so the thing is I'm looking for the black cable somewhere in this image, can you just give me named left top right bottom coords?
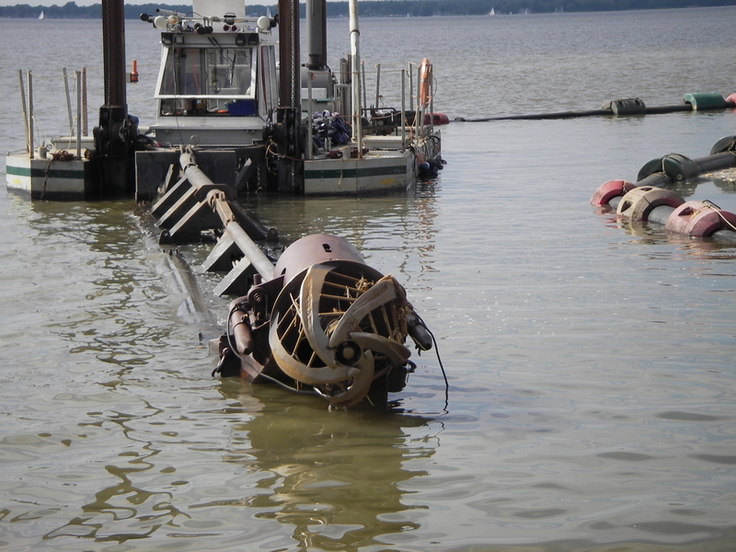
left=414, top=313, right=449, bottom=410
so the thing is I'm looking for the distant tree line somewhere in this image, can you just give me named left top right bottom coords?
left=1, top=0, right=734, bottom=19
left=0, top=2, right=241, bottom=19
left=354, top=0, right=735, bottom=17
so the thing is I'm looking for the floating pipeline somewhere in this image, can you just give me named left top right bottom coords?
left=593, top=183, right=736, bottom=241
left=455, top=92, right=736, bottom=122
left=591, top=136, right=736, bottom=243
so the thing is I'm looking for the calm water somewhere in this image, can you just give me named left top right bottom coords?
left=2, top=7, right=736, bottom=552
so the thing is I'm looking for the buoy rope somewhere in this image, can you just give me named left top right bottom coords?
left=40, top=157, right=54, bottom=200
left=702, top=199, right=736, bottom=233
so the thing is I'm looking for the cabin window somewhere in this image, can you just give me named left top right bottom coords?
left=157, top=45, right=258, bottom=115
left=207, top=48, right=254, bottom=96
left=160, top=48, right=207, bottom=96
left=259, top=45, right=277, bottom=114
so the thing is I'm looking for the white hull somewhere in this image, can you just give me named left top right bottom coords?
left=5, top=151, right=88, bottom=200
left=304, top=149, right=414, bottom=194
left=303, top=131, right=440, bottom=194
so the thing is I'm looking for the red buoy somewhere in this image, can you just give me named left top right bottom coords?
left=590, top=179, right=635, bottom=206
left=665, top=200, right=736, bottom=237
left=421, top=113, right=449, bottom=125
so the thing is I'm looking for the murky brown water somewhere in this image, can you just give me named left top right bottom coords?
left=2, top=8, right=736, bottom=551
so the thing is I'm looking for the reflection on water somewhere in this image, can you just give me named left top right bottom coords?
left=13, top=201, right=185, bottom=373
left=242, top=182, right=440, bottom=276
left=0, top=179, right=445, bottom=551
left=5, top=380, right=439, bottom=550
left=210, top=382, right=436, bottom=551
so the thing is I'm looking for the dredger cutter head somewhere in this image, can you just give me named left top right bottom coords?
left=217, top=234, right=431, bottom=406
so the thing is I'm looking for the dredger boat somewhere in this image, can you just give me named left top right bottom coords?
left=5, top=0, right=444, bottom=406
left=6, top=0, right=444, bottom=200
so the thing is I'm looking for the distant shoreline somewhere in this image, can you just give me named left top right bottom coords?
left=1, top=1, right=735, bottom=20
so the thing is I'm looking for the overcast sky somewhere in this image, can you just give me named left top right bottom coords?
left=0, top=1, right=153, bottom=6
left=0, top=0, right=329, bottom=6
left=0, top=0, right=132, bottom=6
left=0, top=1, right=288, bottom=7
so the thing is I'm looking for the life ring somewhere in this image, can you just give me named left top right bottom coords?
left=418, top=58, right=432, bottom=108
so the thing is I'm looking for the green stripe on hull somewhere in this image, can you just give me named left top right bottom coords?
left=6, top=165, right=85, bottom=180
left=304, top=164, right=408, bottom=179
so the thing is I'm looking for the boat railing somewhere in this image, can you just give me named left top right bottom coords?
left=359, top=61, right=435, bottom=140
left=303, top=58, right=437, bottom=160
left=16, top=68, right=88, bottom=159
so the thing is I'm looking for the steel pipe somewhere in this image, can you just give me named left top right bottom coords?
left=180, top=151, right=275, bottom=281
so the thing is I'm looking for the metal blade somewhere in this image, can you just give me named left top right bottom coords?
left=269, top=312, right=358, bottom=385
left=299, top=264, right=337, bottom=366
left=327, top=275, right=398, bottom=348
left=320, top=351, right=375, bottom=406
left=348, top=332, right=410, bottom=367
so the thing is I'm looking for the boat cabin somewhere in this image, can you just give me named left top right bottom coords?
left=145, top=0, right=278, bottom=147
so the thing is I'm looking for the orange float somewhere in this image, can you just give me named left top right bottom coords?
left=418, top=58, right=432, bottom=108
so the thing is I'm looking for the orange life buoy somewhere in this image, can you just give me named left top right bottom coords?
left=418, top=58, right=432, bottom=108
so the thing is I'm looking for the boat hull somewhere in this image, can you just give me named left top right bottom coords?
left=5, top=152, right=89, bottom=200
left=304, top=149, right=415, bottom=194
left=303, top=129, right=442, bottom=194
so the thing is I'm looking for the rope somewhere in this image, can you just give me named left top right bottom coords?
left=702, top=199, right=736, bottom=233
left=40, top=157, right=54, bottom=200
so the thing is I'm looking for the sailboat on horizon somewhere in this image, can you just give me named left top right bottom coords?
left=38, top=10, right=45, bottom=19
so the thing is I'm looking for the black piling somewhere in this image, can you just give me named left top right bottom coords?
left=92, top=0, right=136, bottom=198
left=275, top=0, right=304, bottom=194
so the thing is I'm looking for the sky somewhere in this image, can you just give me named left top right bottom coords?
left=0, top=0, right=311, bottom=6
left=0, top=1, right=157, bottom=6
left=1, top=1, right=120, bottom=5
